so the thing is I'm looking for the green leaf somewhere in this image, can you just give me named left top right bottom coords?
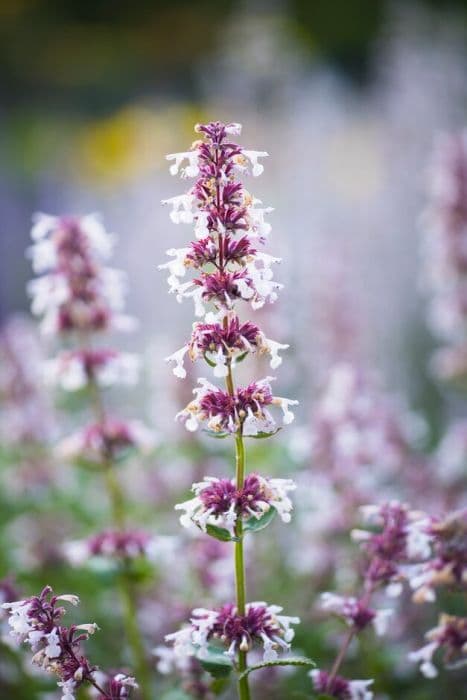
left=202, top=430, right=230, bottom=439
left=239, top=657, right=315, bottom=680
left=206, top=524, right=236, bottom=542
left=198, top=646, right=234, bottom=678
left=246, top=428, right=281, bottom=439
left=203, top=353, right=217, bottom=368
left=244, top=507, right=277, bottom=533
left=234, top=351, right=249, bottom=364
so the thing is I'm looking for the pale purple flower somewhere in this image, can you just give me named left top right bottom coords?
left=175, top=473, right=296, bottom=535
left=27, top=214, right=135, bottom=336
left=45, top=349, right=140, bottom=391
left=320, top=592, right=392, bottom=636
left=310, top=669, right=374, bottom=700
left=409, top=613, right=467, bottom=678
left=166, top=601, right=299, bottom=662
left=176, top=376, right=297, bottom=434
left=56, top=418, right=156, bottom=465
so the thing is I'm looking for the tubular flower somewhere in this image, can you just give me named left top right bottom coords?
left=166, top=317, right=288, bottom=379
left=160, top=119, right=293, bottom=406
left=409, top=508, right=467, bottom=603
left=27, top=213, right=134, bottom=335
left=409, top=614, right=467, bottom=678
left=56, top=418, right=156, bottom=466
left=1, top=587, right=97, bottom=699
left=319, top=593, right=392, bottom=637
left=310, top=669, right=374, bottom=700
left=176, top=377, right=297, bottom=435
left=166, top=602, right=299, bottom=663
left=63, top=530, right=174, bottom=566
left=45, top=349, right=140, bottom=391
left=351, top=502, right=432, bottom=594
left=175, top=474, right=296, bottom=535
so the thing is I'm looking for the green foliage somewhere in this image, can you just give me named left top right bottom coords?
left=239, top=657, right=316, bottom=679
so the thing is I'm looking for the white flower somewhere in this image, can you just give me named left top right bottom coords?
left=162, top=194, right=195, bottom=224
left=263, top=337, right=289, bottom=369
left=372, top=609, right=393, bottom=636
left=58, top=678, right=76, bottom=700
left=80, top=214, right=114, bottom=259
left=273, top=397, right=298, bottom=424
left=348, top=679, right=374, bottom=699
left=166, top=345, right=189, bottom=379
left=44, top=628, right=61, bottom=658
left=2, top=599, right=34, bottom=638
left=241, top=150, right=269, bottom=176
left=166, top=151, right=199, bottom=177
left=409, top=641, right=439, bottom=678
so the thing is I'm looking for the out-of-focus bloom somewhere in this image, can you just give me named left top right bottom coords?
left=176, top=377, right=297, bottom=434
left=63, top=530, right=175, bottom=566
left=2, top=586, right=97, bottom=699
left=409, top=613, right=467, bottom=678
left=175, top=474, right=296, bottom=535
left=166, top=317, right=288, bottom=379
left=351, top=502, right=432, bottom=593
left=166, top=602, right=299, bottom=662
left=27, top=213, right=135, bottom=335
left=0, top=316, right=54, bottom=443
left=422, top=131, right=467, bottom=382
left=410, top=509, right=467, bottom=603
left=45, top=349, right=140, bottom=391
left=56, top=418, right=156, bottom=465
left=311, top=363, right=423, bottom=484
left=320, top=592, right=392, bottom=636
left=154, top=647, right=213, bottom=699
left=92, top=673, right=138, bottom=699
left=310, top=669, right=374, bottom=699
left=436, top=420, right=467, bottom=487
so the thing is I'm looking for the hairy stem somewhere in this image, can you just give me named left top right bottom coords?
left=225, top=362, right=251, bottom=700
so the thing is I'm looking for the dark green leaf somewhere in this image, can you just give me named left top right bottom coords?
left=235, top=351, right=249, bottom=364
left=239, top=657, right=315, bottom=680
left=203, top=353, right=217, bottom=368
left=198, top=646, right=234, bottom=678
left=206, top=524, right=236, bottom=542
left=244, top=507, right=277, bottom=533
left=246, top=428, right=282, bottom=439
left=202, top=430, right=230, bottom=439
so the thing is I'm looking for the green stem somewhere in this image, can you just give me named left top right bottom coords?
left=89, top=379, right=152, bottom=700
left=225, top=353, right=252, bottom=700
left=234, top=432, right=251, bottom=700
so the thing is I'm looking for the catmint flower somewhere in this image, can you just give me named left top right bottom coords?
left=351, top=502, right=432, bottom=593
left=45, top=349, right=140, bottom=391
left=56, top=418, right=156, bottom=465
left=92, top=673, right=139, bottom=699
left=320, top=592, right=392, bottom=636
left=310, top=669, right=374, bottom=700
left=27, top=213, right=135, bottom=335
left=410, top=509, right=467, bottom=603
left=166, top=317, right=288, bottom=379
left=0, top=315, right=54, bottom=444
left=63, top=530, right=174, bottom=566
left=2, top=586, right=97, bottom=698
left=175, top=473, right=296, bottom=535
left=166, top=602, right=299, bottom=662
left=176, top=377, right=297, bottom=434
left=409, top=614, right=467, bottom=678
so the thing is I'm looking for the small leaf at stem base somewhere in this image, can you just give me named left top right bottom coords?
left=243, top=507, right=277, bottom=533
left=205, top=523, right=237, bottom=542
left=198, top=646, right=234, bottom=678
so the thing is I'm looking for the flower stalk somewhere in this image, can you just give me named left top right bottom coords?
left=160, top=121, right=300, bottom=698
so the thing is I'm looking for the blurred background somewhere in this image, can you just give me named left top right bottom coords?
left=2, top=0, right=467, bottom=411
left=1, top=1, right=467, bottom=699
